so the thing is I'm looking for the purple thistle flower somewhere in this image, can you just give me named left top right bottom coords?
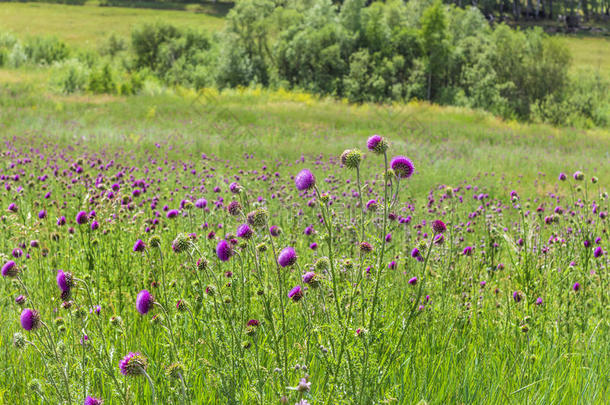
left=1, top=260, right=18, bottom=278
left=390, top=156, right=414, bottom=179
left=558, top=172, right=567, bottom=181
left=573, top=282, right=580, bottom=292
left=513, top=291, right=523, bottom=303
left=7, top=203, right=17, bottom=212
left=56, top=270, right=73, bottom=292
left=195, top=198, right=207, bottom=209
left=57, top=216, right=66, bottom=226
left=166, top=209, right=179, bottom=219
left=408, top=277, right=417, bottom=285
left=367, top=134, right=387, bottom=154
left=38, top=210, right=46, bottom=219
left=119, top=352, right=148, bottom=376
left=136, top=290, right=154, bottom=315
left=288, top=285, right=303, bottom=302
left=535, top=297, right=543, bottom=306
left=84, top=396, right=104, bottom=405
left=216, top=240, right=232, bottom=262
left=593, top=246, right=603, bottom=258
left=269, top=225, right=281, bottom=236
left=278, top=247, right=297, bottom=267
left=431, top=220, right=446, bottom=234
left=133, top=239, right=146, bottom=252
left=20, top=308, right=40, bottom=331
left=91, top=220, right=99, bottom=231
left=15, top=294, right=26, bottom=306
left=236, top=224, right=253, bottom=239
left=295, top=169, right=315, bottom=191
left=302, top=271, right=316, bottom=284
left=462, top=246, right=473, bottom=256
left=76, top=211, right=88, bottom=225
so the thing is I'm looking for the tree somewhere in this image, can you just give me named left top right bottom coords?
left=420, top=1, right=450, bottom=100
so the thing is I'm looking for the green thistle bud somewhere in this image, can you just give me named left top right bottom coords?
left=256, top=243, right=268, bottom=253
left=166, top=362, right=185, bottom=379
left=148, top=235, right=161, bottom=248
left=172, top=233, right=191, bottom=253
left=13, top=332, right=26, bottom=349
left=315, top=257, right=330, bottom=271
left=340, top=149, right=363, bottom=169
left=247, top=209, right=268, bottom=228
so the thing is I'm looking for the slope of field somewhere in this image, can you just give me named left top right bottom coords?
left=0, top=2, right=226, bottom=45
left=1, top=82, right=608, bottom=196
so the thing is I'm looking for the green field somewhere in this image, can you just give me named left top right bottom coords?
left=0, top=3, right=609, bottom=404
left=0, top=2, right=226, bottom=45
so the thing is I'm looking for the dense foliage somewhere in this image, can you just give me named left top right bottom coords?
left=0, top=0, right=608, bottom=127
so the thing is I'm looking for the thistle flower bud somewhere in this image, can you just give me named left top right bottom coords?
left=340, top=149, right=363, bottom=169
left=247, top=209, right=268, bottom=228
left=166, top=362, right=185, bottom=379
left=119, top=352, right=148, bottom=376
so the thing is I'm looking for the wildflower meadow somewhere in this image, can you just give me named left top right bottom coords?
left=0, top=129, right=608, bottom=404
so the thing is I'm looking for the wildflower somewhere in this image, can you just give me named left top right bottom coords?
left=278, top=247, right=297, bottom=267
left=216, top=240, right=233, bottom=262
left=269, top=225, right=281, bottom=236
left=340, top=149, right=363, bottom=169
left=236, top=224, right=253, bottom=239
left=367, top=134, right=388, bottom=154
left=408, top=277, right=417, bottom=285
left=20, top=308, right=41, bottom=331
left=359, top=241, right=373, bottom=254
left=136, top=290, right=154, bottom=315
left=294, top=169, right=315, bottom=191
left=76, top=211, right=88, bottom=225
left=288, top=286, right=303, bottom=302
left=302, top=271, right=319, bottom=287
left=119, top=352, right=148, bottom=376
left=172, top=233, right=191, bottom=253
left=84, top=396, right=104, bottom=405
left=390, top=156, right=415, bottom=179
left=593, top=246, right=604, bottom=258
left=431, top=220, right=446, bottom=234
left=513, top=291, right=523, bottom=303
left=247, top=208, right=268, bottom=228
left=2, top=260, right=18, bottom=278
left=573, top=282, right=580, bottom=292
left=133, top=239, right=146, bottom=252
left=56, top=270, right=73, bottom=292
left=227, top=201, right=242, bottom=216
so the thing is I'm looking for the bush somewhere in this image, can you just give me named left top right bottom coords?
left=52, top=59, right=90, bottom=94
left=88, top=64, right=116, bottom=94
left=24, top=36, right=71, bottom=65
left=131, top=22, right=212, bottom=87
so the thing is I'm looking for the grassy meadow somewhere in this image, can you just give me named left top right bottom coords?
left=0, top=2, right=609, bottom=405
left=0, top=2, right=227, bottom=45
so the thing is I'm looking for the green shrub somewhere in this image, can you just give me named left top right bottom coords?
left=88, top=64, right=116, bottom=94
left=52, top=59, right=90, bottom=94
left=24, top=36, right=70, bottom=65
